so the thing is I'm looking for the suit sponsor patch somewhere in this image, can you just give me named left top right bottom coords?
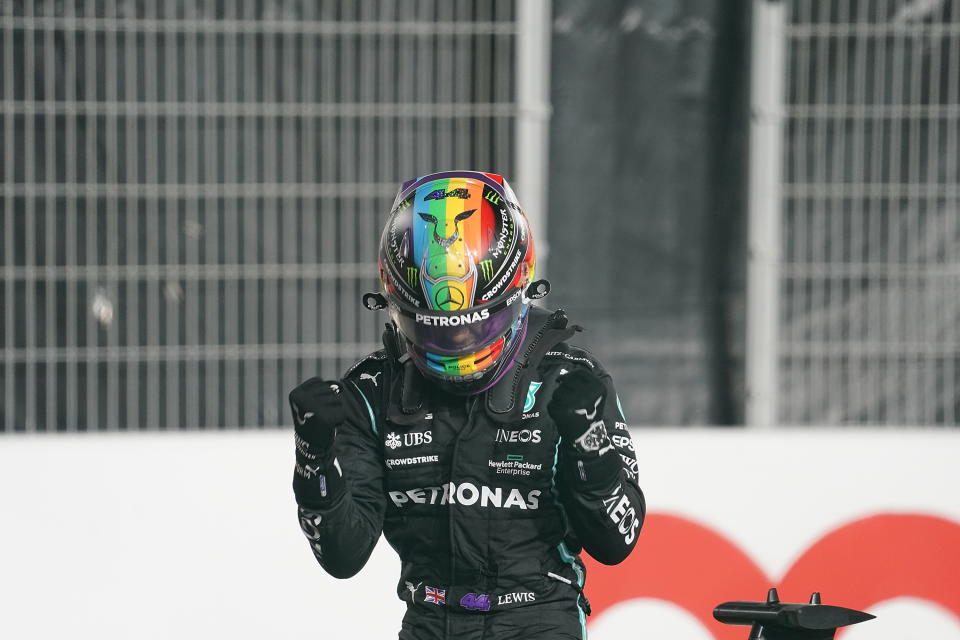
left=386, top=454, right=439, bottom=469
left=389, top=481, right=541, bottom=510
left=494, top=428, right=541, bottom=443
left=602, top=483, right=641, bottom=545
left=488, top=457, right=543, bottom=477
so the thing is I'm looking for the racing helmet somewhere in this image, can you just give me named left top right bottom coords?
left=377, top=171, right=538, bottom=393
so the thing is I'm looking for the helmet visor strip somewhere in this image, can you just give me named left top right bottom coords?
left=419, top=334, right=508, bottom=378
left=388, top=288, right=526, bottom=358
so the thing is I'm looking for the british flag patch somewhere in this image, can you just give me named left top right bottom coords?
left=424, top=586, right=446, bottom=605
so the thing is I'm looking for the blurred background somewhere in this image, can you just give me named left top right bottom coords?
left=1, top=1, right=958, bottom=639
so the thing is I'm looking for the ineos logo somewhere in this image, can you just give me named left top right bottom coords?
left=434, top=285, right=465, bottom=310
left=495, top=428, right=541, bottom=444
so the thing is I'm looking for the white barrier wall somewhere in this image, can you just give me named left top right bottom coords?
left=2, top=430, right=958, bottom=639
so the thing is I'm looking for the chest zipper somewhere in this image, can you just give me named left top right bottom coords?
left=446, top=394, right=479, bottom=630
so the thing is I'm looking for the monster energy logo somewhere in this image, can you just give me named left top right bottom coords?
left=406, top=266, right=419, bottom=287
left=484, top=190, right=501, bottom=205
left=479, top=259, right=494, bottom=282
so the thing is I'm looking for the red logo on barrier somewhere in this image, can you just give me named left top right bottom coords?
left=585, top=513, right=960, bottom=639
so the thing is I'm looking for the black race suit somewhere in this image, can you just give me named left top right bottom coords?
left=293, top=306, right=645, bottom=640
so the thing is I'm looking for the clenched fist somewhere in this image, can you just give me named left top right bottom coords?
left=547, top=369, right=613, bottom=456
left=289, top=377, right=345, bottom=453
left=290, top=378, right=346, bottom=505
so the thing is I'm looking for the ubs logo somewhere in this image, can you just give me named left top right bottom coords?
left=386, top=431, right=433, bottom=450
left=495, top=428, right=541, bottom=444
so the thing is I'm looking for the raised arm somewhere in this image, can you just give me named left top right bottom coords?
left=548, top=367, right=646, bottom=565
left=290, top=376, right=385, bottom=579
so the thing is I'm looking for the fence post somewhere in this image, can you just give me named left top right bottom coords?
left=746, top=0, right=786, bottom=428
left=516, top=0, right=552, bottom=269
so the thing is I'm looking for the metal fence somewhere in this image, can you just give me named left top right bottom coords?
left=0, top=0, right=521, bottom=431
left=778, top=0, right=960, bottom=425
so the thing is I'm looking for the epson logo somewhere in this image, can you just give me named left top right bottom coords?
left=495, top=428, right=541, bottom=444
left=415, top=309, right=490, bottom=326
left=611, top=434, right=635, bottom=452
left=389, top=482, right=541, bottom=510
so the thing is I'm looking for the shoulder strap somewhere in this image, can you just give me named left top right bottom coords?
left=382, top=323, right=429, bottom=426
left=484, top=306, right=581, bottom=424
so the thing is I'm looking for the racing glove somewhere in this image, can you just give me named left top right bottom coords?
left=547, top=369, right=614, bottom=458
left=290, top=378, right=347, bottom=507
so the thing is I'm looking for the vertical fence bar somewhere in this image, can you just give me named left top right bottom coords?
left=222, top=1, right=240, bottom=428
left=23, top=1, right=36, bottom=432
left=436, top=1, right=453, bottom=170
left=184, top=1, right=201, bottom=430
left=318, top=0, right=336, bottom=383
left=945, top=9, right=960, bottom=425
left=791, top=0, right=813, bottom=425
left=281, top=1, right=296, bottom=423
left=809, top=1, right=828, bottom=423
left=848, top=0, right=868, bottom=422
left=300, top=1, right=318, bottom=389
left=826, top=0, right=849, bottom=425
left=63, top=3, right=82, bottom=431
left=515, top=0, right=551, bottom=269
left=415, top=1, right=431, bottom=176
left=124, top=1, right=140, bottom=430
left=241, top=0, right=259, bottom=426
left=493, top=0, right=509, bottom=173
left=905, top=18, right=922, bottom=424
left=886, top=10, right=905, bottom=424
left=359, top=0, right=378, bottom=351
left=2, top=0, right=14, bottom=431
left=42, top=1, right=57, bottom=432
left=164, top=3, right=180, bottom=430
left=867, top=0, right=886, bottom=426
left=203, top=1, right=221, bottom=429
left=340, top=1, right=357, bottom=378
left=477, top=0, right=491, bottom=171
left=83, top=0, right=99, bottom=431
left=926, top=18, right=943, bottom=426
left=144, top=3, right=161, bottom=431
left=261, top=6, right=278, bottom=427
left=746, top=0, right=786, bottom=428
left=104, top=0, right=120, bottom=431
left=454, top=0, right=469, bottom=170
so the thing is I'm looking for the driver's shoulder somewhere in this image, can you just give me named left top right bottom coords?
left=541, top=343, right=607, bottom=377
left=342, top=350, right=389, bottom=385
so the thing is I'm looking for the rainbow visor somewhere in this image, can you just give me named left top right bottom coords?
left=388, top=287, right=526, bottom=357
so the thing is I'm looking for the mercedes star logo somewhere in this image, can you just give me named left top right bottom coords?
left=434, top=285, right=465, bottom=310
